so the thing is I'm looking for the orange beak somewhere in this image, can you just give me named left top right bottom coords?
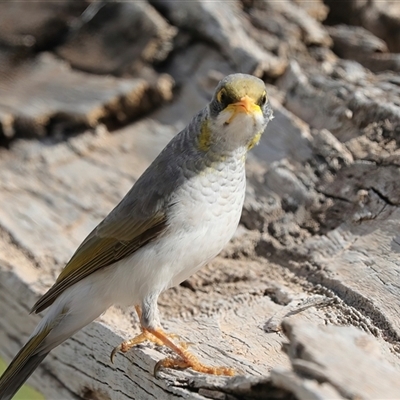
left=225, top=95, right=261, bottom=123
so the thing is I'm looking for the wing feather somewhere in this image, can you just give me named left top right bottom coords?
left=31, top=211, right=167, bottom=313
left=29, top=112, right=196, bottom=314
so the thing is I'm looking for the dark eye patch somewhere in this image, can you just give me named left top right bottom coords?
left=217, top=89, right=232, bottom=108
left=258, top=92, right=267, bottom=107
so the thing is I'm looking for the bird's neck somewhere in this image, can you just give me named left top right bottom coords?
left=193, top=115, right=250, bottom=161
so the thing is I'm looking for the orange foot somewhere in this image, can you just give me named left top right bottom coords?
left=110, top=307, right=234, bottom=376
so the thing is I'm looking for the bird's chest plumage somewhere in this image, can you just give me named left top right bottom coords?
left=176, top=157, right=245, bottom=225
left=164, top=160, right=246, bottom=286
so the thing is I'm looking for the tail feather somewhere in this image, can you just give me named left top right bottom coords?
left=0, top=276, right=111, bottom=399
left=0, top=330, right=50, bottom=400
left=0, top=351, right=48, bottom=400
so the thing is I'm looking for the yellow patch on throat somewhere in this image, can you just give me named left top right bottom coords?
left=198, top=120, right=211, bottom=151
left=247, top=131, right=262, bottom=150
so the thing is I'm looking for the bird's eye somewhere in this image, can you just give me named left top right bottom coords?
left=259, top=92, right=267, bottom=107
left=217, top=89, right=228, bottom=106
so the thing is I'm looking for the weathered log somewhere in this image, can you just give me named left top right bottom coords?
left=0, top=1, right=85, bottom=51
left=56, top=2, right=177, bottom=76
left=325, top=0, right=400, bottom=53
left=327, top=24, right=400, bottom=73
left=0, top=53, right=173, bottom=143
left=150, top=0, right=287, bottom=78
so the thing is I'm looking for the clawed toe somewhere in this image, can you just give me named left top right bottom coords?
left=154, top=356, right=190, bottom=375
left=110, top=332, right=150, bottom=363
left=110, top=344, right=122, bottom=364
left=111, top=327, right=234, bottom=377
left=154, top=353, right=235, bottom=376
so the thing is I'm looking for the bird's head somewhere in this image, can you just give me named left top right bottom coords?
left=199, top=74, right=273, bottom=154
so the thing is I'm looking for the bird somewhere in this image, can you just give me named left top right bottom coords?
left=0, top=73, right=273, bottom=400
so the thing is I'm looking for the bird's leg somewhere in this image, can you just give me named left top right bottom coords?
left=135, top=305, right=142, bottom=322
left=135, top=305, right=181, bottom=344
left=111, top=305, right=183, bottom=362
left=112, top=296, right=233, bottom=375
left=135, top=305, right=165, bottom=346
left=111, top=305, right=161, bottom=362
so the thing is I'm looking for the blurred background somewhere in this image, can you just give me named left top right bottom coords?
left=1, top=1, right=400, bottom=399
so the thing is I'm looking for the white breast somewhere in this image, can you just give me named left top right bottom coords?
left=166, top=164, right=246, bottom=286
left=108, top=159, right=247, bottom=305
